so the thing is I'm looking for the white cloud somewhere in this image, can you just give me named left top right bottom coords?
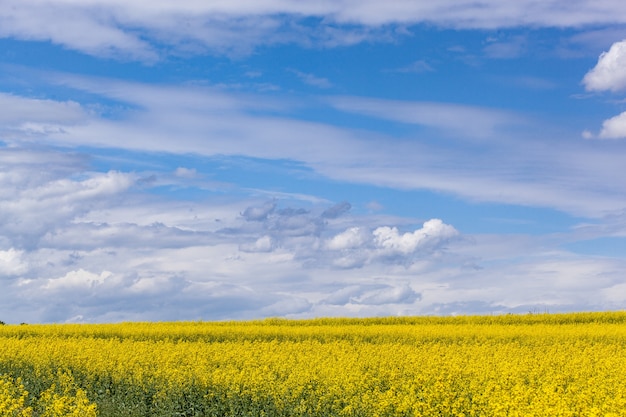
left=322, top=285, right=364, bottom=305
left=0, top=154, right=463, bottom=322
left=4, top=72, right=626, bottom=218
left=3, top=72, right=626, bottom=218
left=0, top=156, right=144, bottom=276
left=325, top=1, right=626, bottom=27
left=598, top=111, right=626, bottom=139
left=392, top=60, right=434, bottom=73
left=241, top=201, right=276, bottom=221
left=0, top=152, right=625, bottom=323
left=174, top=167, right=197, bottom=178
left=0, top=93, right=88, bottom=142
left=2, top=1, right=626, bottom=60
left=356, top=283, right=420, bottom=305
left=44, top=269, right=113, bottom=291
left=0, top=1, right=158, bottom=61
left=483, top=35, right=527, bottom=59
left=373, top=219, right=459, bottom=255
left=0, top=248, right=28, bottom=276
left=239, top=235, right=274, bottom=253
left=322, top=283, right=419, bottom=305
left=259, top=296, right=312, bottom=316
left=583, top=39, right=626, bottom=92
left=601, top=282, right=626, bottom=303
left=323, top=219, right=460, bottom=269
left=321, top=201, right=351, bottom=219
left=0, top=169, right=135, bottom=247
left=0, top=0, right=390, bottom=59
left=289, top=69, right=333, bottom=89
left=328, top=96, right=521, bottom=139
left=4, top=7, right=626, bottom=325
left=581, top=129, right=595, bottom=139
left=326, top=227, right=369, bottom=250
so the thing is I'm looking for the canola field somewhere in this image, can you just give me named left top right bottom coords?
left=1, top=312, right=626, bottom=417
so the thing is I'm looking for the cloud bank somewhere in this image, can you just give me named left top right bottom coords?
left=1, top=143, right=625, bottom=323
left=0, top=145, right=465, bottom=322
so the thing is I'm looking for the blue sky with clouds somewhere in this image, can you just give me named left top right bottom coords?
left=2, top=1, right=626, bottom=323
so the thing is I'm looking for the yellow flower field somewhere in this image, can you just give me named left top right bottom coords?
left=1, top=312, right=626, bottom=416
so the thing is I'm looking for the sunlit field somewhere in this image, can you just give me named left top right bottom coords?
left=1, top=312, right=626, bottom=416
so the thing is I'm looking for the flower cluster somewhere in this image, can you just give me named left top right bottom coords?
left=0, top=372, right=96, bottom=417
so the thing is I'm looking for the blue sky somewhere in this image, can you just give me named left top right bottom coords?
left=2, top=1, right=626, bottom=323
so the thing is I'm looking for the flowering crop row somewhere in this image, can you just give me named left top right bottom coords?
left=0, top=372, right=96, bottom=417
left=1, top=312, right=626, bottom=416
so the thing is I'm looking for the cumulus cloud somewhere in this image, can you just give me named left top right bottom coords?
left=583, top=41, right=626, bottom=140
left=326, top=227, right=369, bottom=250
left=322, top=219, right=460, bottom=269
left=373, top=219, right=459, bottom=255
left=598, top=111, right=626, bottom=139
left=583, top=39, right=626, bottom=92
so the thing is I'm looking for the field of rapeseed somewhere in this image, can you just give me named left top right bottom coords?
left=0, top=312, right=626, bottom=416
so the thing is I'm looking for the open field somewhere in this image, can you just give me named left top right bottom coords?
left=1, top=312, right=626, bottom=416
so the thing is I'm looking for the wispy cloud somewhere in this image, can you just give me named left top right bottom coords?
left=2, top=71, right=626, bottom=218
left=328, top=95, right=522, bottom=139
left=3, top=1, right=626, bottom=61
left=288, top=69, right=333, bottom=88
left=389, top=60, right=434, bottom=73
left=483, top=35, right=527, bottom=59
left=510, top=76, right=557, bottom=90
